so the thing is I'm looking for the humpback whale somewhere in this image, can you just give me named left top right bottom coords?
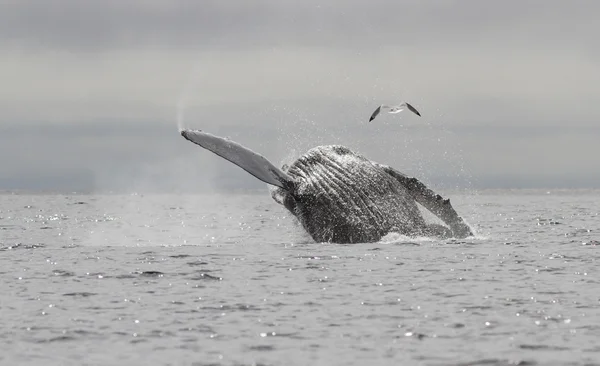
left=180, top=129, right=472, bottom=243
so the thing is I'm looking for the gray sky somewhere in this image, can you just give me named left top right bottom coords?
left=1, top=0, right=599, bottom=192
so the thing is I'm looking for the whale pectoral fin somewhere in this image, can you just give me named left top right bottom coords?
left=375, top=163, right=473, bottom=238
left=181, top=129, right=294, bottom=190
left=423, top=223, right=453, bottom=238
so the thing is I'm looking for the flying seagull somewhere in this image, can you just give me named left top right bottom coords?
left=369, top=102, right=421, bottom=122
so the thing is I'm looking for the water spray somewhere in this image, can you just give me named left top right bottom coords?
left=176, top=64, right=203, bottom=132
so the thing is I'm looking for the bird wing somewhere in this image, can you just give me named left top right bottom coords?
left=404, top=102, right=421, bottom=116
left=368, top=106, right=382, bottom=122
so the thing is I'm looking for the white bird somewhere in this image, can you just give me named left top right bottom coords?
left=368, top=102, right=421, bottom=122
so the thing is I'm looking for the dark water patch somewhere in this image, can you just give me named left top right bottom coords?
left=513, top=259, right=534, bottom=264
left=304, top=264, right=324, bottom=270
left=53, top=269, right=75, bottom=277
left=34, top=335, right=77, bottom=343
left=178, top=325, right=215, bottom=333
left=446, top=240, right=479, bottom=246
left=257, top=331, right=303, bottom=339
left=535, top=267, right=565, bottom=273
left=137, top=271, right=165, bottom=277
left=137, top=257, right=160, bottom=264
left=71, top=329, right=99, bottom=336
left=565, top=228, right=593, bottom=237
left=63, top=292, right=97, bottom=297
left=464, top=305, right=493, bottom=310
left=303, top=301, right=321, bottom=306
left=230, top=304, right=261, bottom=311
left=402, top=332, right=427, bottom=340
left=432, top=292, right=466, bottom=298
left=0, top=224, right=25, bottom=230
left=582, top=240, right=599, bottom=246
left=455, top=359, right=536, bottom=366
left=547, top=253, right=581, bottom=260
left=247, top=345, right=275, bottom=351
left=170, top=254, right=192, bottom=258
left=187, top=260, right=209, bottom=266
left=393, top=242, right=421, bottom=246
left=211, top=304, right=261, bottom=312
left=519, top=344, right=570, bottom=351
left=190, top=273, right=222, bottom=281
left=1, top=243, right=45, bottom=250
left=535, top=217, right=562, bottom=225
left=172, top=309, right=200, bottom=315
left=83, top=255, right=102, bottom=261
left=33, top=329, right=102, bottom=342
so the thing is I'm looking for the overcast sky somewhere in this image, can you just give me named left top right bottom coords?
left=1, top=0, right=599, bottom=192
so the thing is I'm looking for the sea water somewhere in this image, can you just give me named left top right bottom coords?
left=0, top=190, right=599, bottom=365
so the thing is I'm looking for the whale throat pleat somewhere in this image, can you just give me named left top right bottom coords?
left=288, top=147, right=386, bottom=237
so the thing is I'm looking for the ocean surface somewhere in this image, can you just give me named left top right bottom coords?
left=1, top=190, right=599, bottom=366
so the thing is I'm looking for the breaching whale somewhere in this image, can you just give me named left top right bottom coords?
left=180, top=129, right=473, bottom=243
